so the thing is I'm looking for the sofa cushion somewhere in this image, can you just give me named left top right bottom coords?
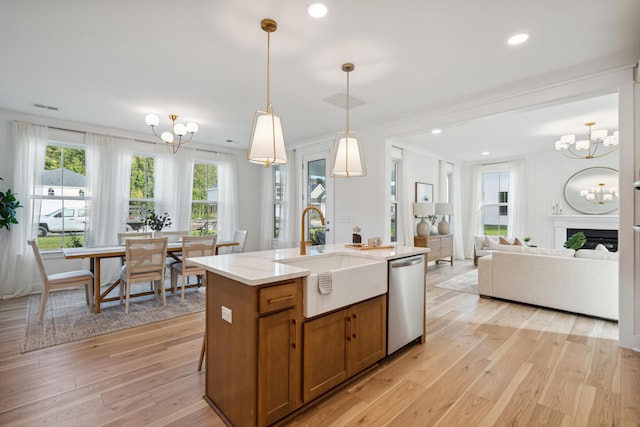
left=576, top=249, right=618, bottom=261
left=595, top=243, right=609, bottom=252
left=495, top=244, right=576, bottom=257
left=499, top=237, right=511, bottom=245
left=513, top=238, right=523, bottom=246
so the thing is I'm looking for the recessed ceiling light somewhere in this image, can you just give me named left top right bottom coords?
left=431, top=129, right=442, bottom=135
left=308, top=3, right=328, bottom=18
left=481, top=151, right=490, bottom=156
left=508, top=33, right=529, bottom=45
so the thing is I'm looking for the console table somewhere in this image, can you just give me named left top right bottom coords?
left=414, top=235, right=453, bottom=268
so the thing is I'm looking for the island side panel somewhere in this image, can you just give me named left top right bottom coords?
left=206, top=271, right=258, bottom=427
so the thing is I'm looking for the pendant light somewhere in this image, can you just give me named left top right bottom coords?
left=247, top=18, right=287, bottom=167
left=331, top=63, right=366, bottom=177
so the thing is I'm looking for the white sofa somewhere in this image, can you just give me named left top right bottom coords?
left=478, top=245, right=618, bottom=320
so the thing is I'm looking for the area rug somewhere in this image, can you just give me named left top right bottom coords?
left=22, top=282, right=204, bottom=353
left=435, top=270, right=479, bottom=295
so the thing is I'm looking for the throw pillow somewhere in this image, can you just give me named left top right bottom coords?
left=595, top=243, right=609, bottom=252
left=576, top=249, right=618, bottom=261
left=513, top=238, right=523, bottom=246
left=499, top=237, right=511, bottom=245
left=484, top=236, right=499, bottom=249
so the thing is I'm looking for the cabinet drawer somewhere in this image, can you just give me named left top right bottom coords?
left=259, top=282, right=298, bottom=314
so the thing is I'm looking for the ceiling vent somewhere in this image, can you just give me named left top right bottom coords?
left=323, top=92, right=365, bottom=110
left=33, top=103, right=59, bottom=111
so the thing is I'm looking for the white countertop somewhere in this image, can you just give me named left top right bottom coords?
left=189, top=243, right=429, bottom=286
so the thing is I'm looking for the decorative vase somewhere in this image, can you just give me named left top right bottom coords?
left=438, top=218, right=450, bottom=235
left=430, top=224, right=439, bottom=235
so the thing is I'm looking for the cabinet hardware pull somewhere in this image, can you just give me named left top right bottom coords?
left=291, top=319, right=297, bottom=349
left=346, top=317, right=352, bottom=341
left=352, top=314, right=357, bottom=339
left=268, top=295, right=294, bottom=303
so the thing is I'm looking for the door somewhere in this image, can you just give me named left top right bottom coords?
left=302, top=151, right=333, bottom=245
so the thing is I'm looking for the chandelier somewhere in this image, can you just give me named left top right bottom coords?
left=580, top=183, right=619, bottom=204
left=145, top=113, right=198, bottom=154
left=554, top=122, right=618, bottom=159
left=330, top=63, right=366, bottom=177
left=247, top=18, right=287, bottom=167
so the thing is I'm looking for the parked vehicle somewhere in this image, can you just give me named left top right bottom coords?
left=38, top=208, right=87, bottom=237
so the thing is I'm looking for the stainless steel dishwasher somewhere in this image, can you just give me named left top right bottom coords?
left=387, top=254, right=426, bottom=355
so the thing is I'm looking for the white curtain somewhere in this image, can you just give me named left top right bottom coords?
left=216, top=152, right=238, bottom=243
left=85, top=133, right=133, bottom=285
left=507, top=159, right=526, bottom=240
left=154, top=147, right=196, bottom=231
left=259, top=166, right=272, bottom=250
left=0, top=122, right=48, bottom=298
left=174, top=148, right=196, bottom=231
left=400, top=148, right=414, bottom=246
left=464, top=164, right=484, bottom=259
left=278, top=149, right=296, bottom=249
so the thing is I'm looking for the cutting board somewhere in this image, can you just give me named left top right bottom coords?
left=344, top=244, right=395, bottom=250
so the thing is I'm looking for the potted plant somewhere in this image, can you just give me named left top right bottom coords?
left=0, top=177, right=23, bottom=231
left=564, top=231, right=586, bottom=250
left=144, top=209, right=172, bottom=232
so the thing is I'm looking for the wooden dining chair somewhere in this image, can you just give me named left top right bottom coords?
left=28, top=239, right=94, bottom=322
left=232, top=229, right=248, bottom=253
left=117, top=231, right=153, bottom=245
left=119, top=237, right=168, bottom=314
left=170, top=235, right=217, bottom=303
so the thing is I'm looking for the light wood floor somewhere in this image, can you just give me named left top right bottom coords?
left=0, top=260, right=638, bottom=426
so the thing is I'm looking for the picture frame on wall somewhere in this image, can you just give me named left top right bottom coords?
left=415, top=182, right=434, bottom=203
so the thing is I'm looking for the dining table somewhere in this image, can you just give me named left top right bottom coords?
left=63, top=240, right=239, bottom=313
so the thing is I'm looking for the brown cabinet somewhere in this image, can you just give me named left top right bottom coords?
left=414, top=234, right=453, bottom=265
left=302, top=295, right=386, bottom=402
left=205, top=273, right=303, bottom=427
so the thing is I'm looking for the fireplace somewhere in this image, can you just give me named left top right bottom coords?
left=551, top=214, right=618, bottom=249
left=567, top=228, right=618, bottom=252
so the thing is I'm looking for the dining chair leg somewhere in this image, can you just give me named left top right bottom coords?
left=38, top=287, right=49, bottom=322
left=86, top=283, right=94, bottom=312
left=170, top=269, right=178, bottom=296
left=181, top=276, right=186, bottom=304
left=125, top=281, right=131, bottom=314
left=159, top=279, right=166, bottom=306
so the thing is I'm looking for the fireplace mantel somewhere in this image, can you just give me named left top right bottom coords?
left=551, top=215, right=618, bottom=248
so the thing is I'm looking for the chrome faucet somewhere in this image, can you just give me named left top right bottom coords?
left=300, top=206, right=325, bottom=255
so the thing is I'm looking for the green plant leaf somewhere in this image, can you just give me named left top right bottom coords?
left=564, top=232, right=586, bottom=250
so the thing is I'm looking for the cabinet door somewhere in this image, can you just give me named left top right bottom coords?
left=427, top=236, right=441, bottom=260
left=347, top=296, right=387, bottom=376
left=258, top=308, right=300, bottom=426
left=440, top=235, right=453, bottom=258
left=302, top=309, right=348, bottom=402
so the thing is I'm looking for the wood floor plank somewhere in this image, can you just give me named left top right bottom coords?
left=539, top=340, right=592, bottom=416
left=620, top=348, right=640, bottom=424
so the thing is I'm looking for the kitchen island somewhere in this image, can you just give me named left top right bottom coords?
left=190, top=243, right=428, bottom=427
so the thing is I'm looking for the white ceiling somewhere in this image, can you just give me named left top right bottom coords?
left=1, top=1, right=638, bottom=162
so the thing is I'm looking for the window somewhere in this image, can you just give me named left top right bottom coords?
left=191, top=162, right=218, bottom=235
left=127, top=155, right=155, bottom=232
left=35, top=143, right=87, bottom=249
left=482, top=171, right=510, bottom=236
left=273, top=165, right=282, bottom=238
left=390, top=159, right=398, bottom=242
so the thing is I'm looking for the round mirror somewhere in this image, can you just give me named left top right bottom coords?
left=564, top=167, right=619, bottom=215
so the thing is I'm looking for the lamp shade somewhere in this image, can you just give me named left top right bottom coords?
left=435, top=203, right=453, bottom=215
left=331, top=131, right=366, bottom=177
left=248, top=110, right=287, bottom=166
left=413, top=202, right=434, bottom=217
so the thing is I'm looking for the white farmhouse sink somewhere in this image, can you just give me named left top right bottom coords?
left=276, top=254, right=387, bottom=318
